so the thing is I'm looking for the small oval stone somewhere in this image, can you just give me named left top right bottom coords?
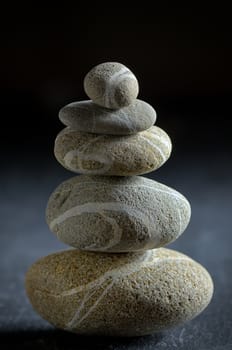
left=46, top=175, right=191, bottom=252
left=58, top=99, right=156, bottom=135
left=54, top=126, right=172, bottom=176
left=84, top=62, right=139, bottom=109
left=25, top=248, right=213, bottom=337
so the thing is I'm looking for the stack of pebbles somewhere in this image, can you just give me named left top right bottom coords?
left=26, top=62, right=213, bottom=337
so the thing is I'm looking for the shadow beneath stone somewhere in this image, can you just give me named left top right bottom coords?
left=0, top=328, right=164, bottom=350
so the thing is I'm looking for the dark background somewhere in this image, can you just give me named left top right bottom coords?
left=1, top=3, right=231, bottom=350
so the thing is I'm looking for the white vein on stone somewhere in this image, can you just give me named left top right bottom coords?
left=50, top=186, right=186, bottom=251
left=139, top=135, right=166, bottom=163
left=64, top=150, right=112, bottom=175
left=83, top=211, right=123, bottom=251
left=148, top=130, right=172, bottom=152
left=65, top=250, right=153, bottom=329
left=112, top=109, right=136, bottom=132
left=52, top=182, right=186, bottom=242
left=104, top=67, right=128, bottom=108
left=50, top=202, right=153, bottom=250
left=103, top=67, right=136, bottom=108
left=64, top=251, right=191, bottom=330
left=60, top=126, right=170, bottom=173
left=177, top=208, right=183, bottom=237
left=66, top=279, right=115, bottom=328
left=63, top=134, right=112, bottom=174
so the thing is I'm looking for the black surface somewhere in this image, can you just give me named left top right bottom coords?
left=1, top=151, right=231, bottom=349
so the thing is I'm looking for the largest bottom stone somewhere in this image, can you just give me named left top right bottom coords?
left=25, top=248, right=213, bottom=337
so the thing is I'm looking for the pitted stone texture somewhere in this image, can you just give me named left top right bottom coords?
left=84, top=62, right=139, bottom=109
left=54, top=126, right=172, bottom=176
left=58, top=99, right=156, bottom=135
left=25, top=248, right=214, bottom=337
left=46, top=175, right=191, bottom=252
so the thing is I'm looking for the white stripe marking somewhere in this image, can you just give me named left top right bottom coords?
left=50, top=182, right=186, bottom=246
left=50, top=201, right=152, bottom=235
left=50, top=188, right=186, bottom=251
left=104, top=67, right=137, bottom=108
left=177, top=208, right=183, bottom=237
left=60, top=127, right=170, bottom=173
left=140, top=135, right=166, bottom=163
left=82, top=211, right=123, bottom=251
left=63, top=134, right=112, bottom=174
left=148, top=131, right=172, bottom=151
left=63, top=251, right=191, bottom=329
left=104, top=67, right=129, bottom=108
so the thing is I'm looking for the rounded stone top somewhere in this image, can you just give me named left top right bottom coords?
left=83, top=62, right=139, bottom=109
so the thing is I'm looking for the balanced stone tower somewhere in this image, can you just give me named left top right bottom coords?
left=26, top=62, right=213, bottom=337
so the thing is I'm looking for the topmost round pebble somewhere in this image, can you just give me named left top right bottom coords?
left=84, top=62, right=139, bottom=109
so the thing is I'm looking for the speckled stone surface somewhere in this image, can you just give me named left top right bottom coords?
left=54, top=126, right=172, bottom=176
left=58, top=99, right=156, bottom=135
left=46, top=175, right=191, bottom=252
left=25, top=248, right=213, bottom=337
left=84, top=62, right=139, bottom=109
